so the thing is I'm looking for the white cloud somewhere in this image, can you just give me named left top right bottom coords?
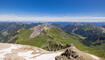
left=0, top=15, right=105, bottom=22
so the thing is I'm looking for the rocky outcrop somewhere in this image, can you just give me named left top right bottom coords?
left=30, top=23, right=55, bottom=38
left=47, top=41, right=71, bottom=51
left=55, top=44, right=85, bottom=60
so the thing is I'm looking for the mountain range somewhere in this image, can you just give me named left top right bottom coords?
left=0, top=22, right=105, bottom=60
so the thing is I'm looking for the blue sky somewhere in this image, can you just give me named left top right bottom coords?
left=0, top=0, right=105, bottom=22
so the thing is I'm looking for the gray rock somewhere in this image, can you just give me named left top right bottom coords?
left=55, top=45, right=85, bottom=60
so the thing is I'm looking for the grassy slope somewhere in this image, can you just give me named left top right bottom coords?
left=15, top=28, right=105, bottom=59
left=88, top=44, right=105, bottom=58
left=15, top=28, right=87, bottom=50
left=72, top=33, right=105, bottom=59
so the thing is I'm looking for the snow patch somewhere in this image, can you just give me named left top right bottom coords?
left=35, top=52, right=62, bottom=60
left=0, top=44, right=21, bottom=60
left=18, top=51, right=40, bottom=60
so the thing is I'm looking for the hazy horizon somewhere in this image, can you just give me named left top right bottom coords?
left=0, top=0, right=105, bottom=22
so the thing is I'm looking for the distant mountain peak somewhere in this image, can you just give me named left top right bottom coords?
left=30, top=23, right=56, bottom=38
left=71, top=23, right=83, bottom=26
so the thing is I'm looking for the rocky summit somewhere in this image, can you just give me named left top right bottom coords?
left=0, top=43, right=102, bottom=60
left=55, top=44, right=101, bottom=60
left=55, top=48, right=85, bottom=60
